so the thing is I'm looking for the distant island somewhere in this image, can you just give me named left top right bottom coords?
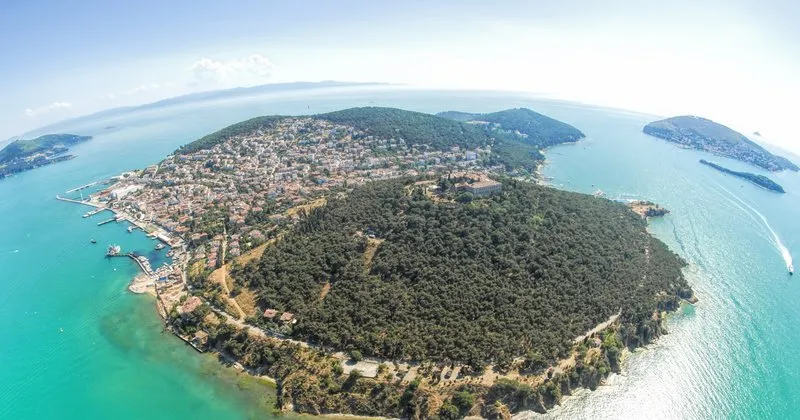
left=66, top=107, right=692, bottom=419
left=700, top=159, right=785, bottom=193
left=0, top=134, right=91, bottom=179
left=643, top=116, right=798, bottom=172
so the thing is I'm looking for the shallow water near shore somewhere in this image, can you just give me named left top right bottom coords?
left=1, top=87, right=799, bottom=418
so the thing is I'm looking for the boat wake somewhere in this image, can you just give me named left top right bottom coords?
left=716, top=184, right=794, bottom=275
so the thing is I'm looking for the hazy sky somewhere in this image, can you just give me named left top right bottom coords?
left=2, top=0, right=799, bottom=151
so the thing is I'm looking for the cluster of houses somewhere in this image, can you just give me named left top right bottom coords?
left=102, top=117, right=493, bottom=260
left=263, top=308, right=296, bottom=324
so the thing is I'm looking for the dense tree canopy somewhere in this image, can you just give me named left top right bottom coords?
left=438, top=108, right=586, bottom=171
left=317, top=107, right=490, bottom=151
left=479, top=108, right=585, bottom=148
left=235, top=178, right=691, bottom=365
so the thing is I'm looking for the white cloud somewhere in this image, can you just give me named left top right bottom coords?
left=24, top=102, right=72, bottom=117
left=127, top=83, right=161, bottom=95
left=188, top=54, right=275, bottom=84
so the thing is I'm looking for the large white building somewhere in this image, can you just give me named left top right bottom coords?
left=111, top=184, right=143, bottom=199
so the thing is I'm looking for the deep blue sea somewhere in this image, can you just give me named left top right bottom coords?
left=1, top=86, right=798, bottom=419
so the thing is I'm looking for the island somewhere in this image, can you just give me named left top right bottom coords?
left=64, top=107, right=693, bottom=419
left=642, top=116, right=798, bottom=172
left=700, top=159, right=785, bottom=193
left=0, top=134, right=92, bottom=179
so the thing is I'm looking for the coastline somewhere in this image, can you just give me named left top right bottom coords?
left=55, top=131, right=694, bottom=418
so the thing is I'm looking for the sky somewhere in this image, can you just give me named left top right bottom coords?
left=2, top=0, right=799, bottom=152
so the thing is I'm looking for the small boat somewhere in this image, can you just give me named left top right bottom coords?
left=107, top=244, right=121, bottom=256
left=82, top=213, right=90, bottom=218
left=127, top=226, right=134, bottom=233
left=155, top=243, right=166, bottom=250
left=90, top=239, right=97, bottom=244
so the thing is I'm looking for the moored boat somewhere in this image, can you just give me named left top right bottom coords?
left=106, top=244, right=121, bottom=256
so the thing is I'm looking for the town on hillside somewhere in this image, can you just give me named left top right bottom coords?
left=94, top=117, right=501, bottom=271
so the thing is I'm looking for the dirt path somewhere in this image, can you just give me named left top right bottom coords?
left=209, top=266, right=247, bottom=320
left=573, top=309, right=621, bottom=344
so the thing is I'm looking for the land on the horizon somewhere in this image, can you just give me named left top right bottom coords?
left=68, top=106, right=692, bottom=419
left=643, top=115, right=798, bottom=172
left=16, top=81, right=388, bottom=140
left=0, top=134, right=91, bottom=179
left=699, top=159, right=786, bottom=193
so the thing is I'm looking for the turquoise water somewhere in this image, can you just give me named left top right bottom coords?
left=1, top=87, right=798, bottom=418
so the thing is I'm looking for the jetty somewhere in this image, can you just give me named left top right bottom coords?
left=65, top=180, right=104, bottom=194
left=109, top=252, right=155, bottom=276
left=97, top=218, right=117, bottom=226
left=55, top=195, right=103, bottom=208
left=85, top=208, right=106, bottom=217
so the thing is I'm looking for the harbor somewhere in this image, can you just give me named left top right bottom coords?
left=57, top=179, right=190, bottom=298
left=107, top=249, right=155, bottom=276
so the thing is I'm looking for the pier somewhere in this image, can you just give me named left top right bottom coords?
left=85, top=208, right=106, bottom=217
left=97, top=218, right=117, bottom=226
left=109, top=252, right=155, bottom=276
left=65, top=180, right=104, bottom=194
left=55, top=195, right=103, bottom=208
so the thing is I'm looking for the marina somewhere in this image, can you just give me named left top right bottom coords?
left=58, top=180, right=187, bottom=301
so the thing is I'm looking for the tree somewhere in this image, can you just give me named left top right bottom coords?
left=350, top=349, right=364, bottom=362
left=456, top=191, right=473, bottom=203
left=452, top=390, right=475, bottom=414
left=438, top=401, right=460, bottom=420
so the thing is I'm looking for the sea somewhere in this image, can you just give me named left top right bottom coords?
left=1, top=86, right=798, bottom=419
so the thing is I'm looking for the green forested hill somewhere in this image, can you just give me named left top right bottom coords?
left=317, top=107, right=489, bottom=151
left=0, top=134, right=92, bottom=179
left=235, top=178, right=691, bottom=367
left=437, top=108, right=586, bottom=148
left=0, top=133, right=91, bottom=164
left=175, top=107, right=585, bottom=173
left=437, top=108, right=585, bottom=171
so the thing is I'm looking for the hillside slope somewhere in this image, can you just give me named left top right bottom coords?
left=235, top=178, right=691, bottom=366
